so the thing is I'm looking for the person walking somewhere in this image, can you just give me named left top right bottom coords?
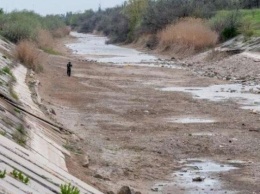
left=67, top=61, right=72, bottom=77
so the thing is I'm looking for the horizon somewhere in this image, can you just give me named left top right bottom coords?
left=0, top=0, right=126, bottom=16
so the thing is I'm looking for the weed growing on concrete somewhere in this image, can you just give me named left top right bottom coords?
left=0, top=130, right=7, bottom=136
left=11, top=169, right=30, bottom=184
left=63, top=142, right=83, bottom=155
left=60, top=183, right=80, bottom=194
left=0, top=67, right=12, bottom=76
left=14, top=108, right=21, bottom=114
left=9, top=87, right=19, bottom=100
left=16, top=124, right=26, bottom=135
left=12, top=125, right=27, bottom=147
left=0, top=170, right=6, bottom=179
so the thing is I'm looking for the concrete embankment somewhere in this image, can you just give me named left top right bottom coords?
left=0, top=37, right=103, bottom=194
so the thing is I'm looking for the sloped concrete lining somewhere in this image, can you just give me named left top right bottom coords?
left=0, top=64, right=104, bottom=193
left=27, top=117, right=69, bottom=171
left=13, top=65, right=44, bottom=118
left=0, top=136, right=103, bottom=194
left=12, top=64, right=69, bottom=171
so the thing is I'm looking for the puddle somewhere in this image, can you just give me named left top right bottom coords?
left=161, top=84, right=260, bottom=112
left=191, top=132, right=214, bottom=136
left=167, top=117, right=215, bottom=124
left=67, top=32, right=180, bottom=69
left=152, top=159, right=238, bottom=194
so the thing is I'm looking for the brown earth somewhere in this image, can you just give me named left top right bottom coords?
left=35, top=36, right=260, bottom=194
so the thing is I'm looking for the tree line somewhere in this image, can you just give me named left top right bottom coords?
left=64, top=0, right=260, bottom=44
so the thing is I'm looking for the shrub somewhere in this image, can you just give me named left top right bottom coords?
left=36, top=29, right=54, bottom=50
left=0, top=11, right=68, bottom=43
left=52, top=26, right=71, bottom=38
left=14, top=40, right=42, bottom=72
left=141, top=0, right=191, bottom=34
left=60, top=183, right=80, bottom=194
left=209, top=11, right=242, bottom=41
left=0, top=11, right=42, bottom=43
left=158, top=18, right=218, bottom=50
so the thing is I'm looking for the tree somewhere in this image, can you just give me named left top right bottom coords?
left=123, top=0, right=149, bottom=41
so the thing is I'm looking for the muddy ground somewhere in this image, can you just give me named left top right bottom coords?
left=35, top=36, right=260, bottom=194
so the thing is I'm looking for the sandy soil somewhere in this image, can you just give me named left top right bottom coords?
left=35, top=36, right=260, bottom=194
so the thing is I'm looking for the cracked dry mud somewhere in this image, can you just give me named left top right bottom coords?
left=35, top=33, right=260, bottom=194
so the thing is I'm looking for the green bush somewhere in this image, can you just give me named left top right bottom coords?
left=209, top=11, right=242, bottom=41
left=221, top=26, right=239, bottom=40
left=0, top=10, right=67, bottom=43
left=60, top=183, right=80, bottom=194
left=0, top=11, right=41, bottom=43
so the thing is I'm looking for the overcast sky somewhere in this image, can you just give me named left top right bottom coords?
left=1, top=0, right=126, bottom=15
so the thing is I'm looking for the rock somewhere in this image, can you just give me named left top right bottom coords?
left=117, top=186, right=131, bottom=194
left=151, top=187, right=159, bottom=192
left=249, top=128, right=260, bottom=132
left=94, top=174, right=103, bottom=179
left=71, top=134, right=80, bottom=142
left=49, top=108, right=56, bottom=115
left=251, top=110, right=258, bottom=114
left=82, top=155, right=89, bottom=168
left=107, top=192, right=115, bottom=194
left=135, top=192, right=142, bottom=194
left=29, top=71, right=35, bottom=77
left=0, top=106, right=5, bottom=112
left=192, top=177, right=205, bottom=182
left=94, top=173, right=110, bottom=181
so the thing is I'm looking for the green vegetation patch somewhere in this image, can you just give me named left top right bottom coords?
left=41, top=47, right=61, bottom=55
left=11, top=169, right=30, bottom=184
left=0, top=130, right=7, bottom=136
left=240, top=9, right=260, bottom=36
left=12, top=125, right=27, bottom=147
left=9, top=87, right=19, bottom=100
left=60, top=183, right=80, bottom=194
left=0, top=169, right=6, bottom=179
left=0, top=66, right=12, bottom=76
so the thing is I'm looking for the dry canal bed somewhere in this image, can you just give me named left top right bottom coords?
left=33, top=32, right=260, bottom=193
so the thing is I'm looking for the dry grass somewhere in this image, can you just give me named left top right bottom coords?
left=14, top=40, right=43, bottom=72
left=158, top=18, right=219, bottom=51
left=37, top=29, right=54, bottom=49
left=52, top=26, right=71, bottom=38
